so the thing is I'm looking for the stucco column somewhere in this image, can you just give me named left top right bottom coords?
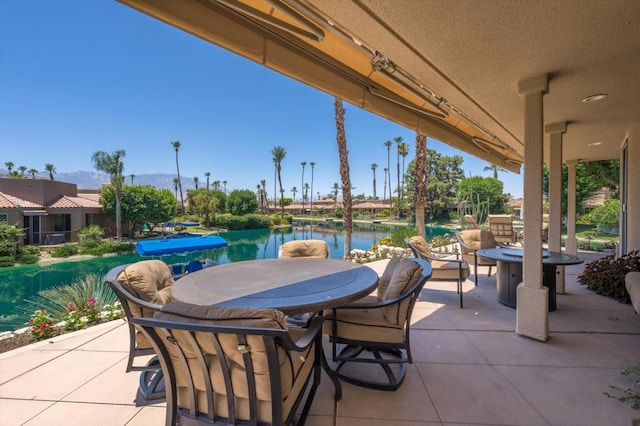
left=545, top=122, right=567, bottom=293
left=565, top=160, right=578, bottom=255
left=516, top=74, right=548, bottom=342
left=624, top=123, right=640, bottom=252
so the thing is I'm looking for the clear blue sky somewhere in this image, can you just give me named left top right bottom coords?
left=0, top=0, right=523, bottom=199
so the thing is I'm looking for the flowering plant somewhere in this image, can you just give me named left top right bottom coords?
left=346, top=244, right=411, bottom=264
left=61, top=298, right=102, bottom=331
left=103, top=302, right=124, bottom=321
left=28, top=310, right=57, bottom=340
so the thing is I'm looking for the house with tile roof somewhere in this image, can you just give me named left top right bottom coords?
left=0, top=178, right=115, bottom=245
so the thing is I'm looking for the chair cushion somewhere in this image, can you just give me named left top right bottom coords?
left=459, top=229, right=497, bottom=251
left=430, top=259, right=471, bottom=280
left=154, top=302, right=311, bottom=423
left=117, top=260, right=174, bottom=306
left=409, top=235, right=432, bottom=257
left=383, top=259, right=423, bottom=325
left=279, top=240, right=329, bottom=258
left=322, top=305, right=404, bottom=343
left=376, top=256, right=403, bottom=300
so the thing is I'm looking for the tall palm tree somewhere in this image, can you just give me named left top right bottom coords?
left=300, top=161, right=307, bottom=213
left=384, top=140, right=392, bottom=207
left=332, top=182, right=340, bottom=204
left=204, top=172, right=211, bottom=190
left=309, top=161, right=316, bottom=213
left=483, top=164, right=506, bottom=179
left=371, top=163, right=378, bottom=199
left=92, top=150, right=125, bottom=241
left=304, top=182, right=310, bottom=206
left=129, top=174, right=135, bottom=185
left=172, top=177, right=179, bottom=199
left=291, top=186, right=297, bottom=201
left=17, top=166, right=27, bottom=177
left=414, top=133, right=427, bottom=239
left=257, top=183, right=264, bottom=213
left=4, top=162, right=14, bottom=173
left=334, top=97, right=352, bottom=257
left=28, top=168, right=38, bottom=179
left=213, top=180, right=221, bottom=191
left=399, top=141, right=410, bottom=215
left=223, top=180, right=227, bottom=193
left=260, top=179, right=267, bottom=214
left=383, top=167, right=388, bottom=201
left=171, top=140, right=185, bottom=213
left=44, top=163, right=56, bottom=180
left=393, top=136, right=403, bottom=216
left=193, top=176, right=199, bottom=189
left=271, top=146, right=287, bottom=218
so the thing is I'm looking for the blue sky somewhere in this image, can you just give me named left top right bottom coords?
left=0, top=0, right=523, bottom=199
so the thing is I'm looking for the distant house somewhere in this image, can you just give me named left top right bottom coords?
left=0, top=178, right=115, bottom=245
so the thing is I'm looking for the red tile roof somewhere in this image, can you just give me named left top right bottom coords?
left=49, top=195, right=102, bottom=209
left=0, top=191, right=44, bottom=209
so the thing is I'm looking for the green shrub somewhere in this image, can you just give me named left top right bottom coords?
left=582, top=198, right=620, bottom=227
left=214, top=213, right=272, bottom=230
left=387, top=227, right=419, bottom=248
left=0, top=255, right=16, bottom=267
left=578, top=250, right=640, bottom=302
left=78, top=225, right=104, bottom=242
left=51, top=244, right=79, bottom=258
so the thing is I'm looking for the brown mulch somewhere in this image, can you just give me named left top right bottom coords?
left=0, top=332, right=38, bottom=354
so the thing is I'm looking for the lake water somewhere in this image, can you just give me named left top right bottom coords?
left=0, top=221, right=451, bottom=331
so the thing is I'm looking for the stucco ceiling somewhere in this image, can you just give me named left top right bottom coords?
left=119, top=0, right=640, bottom=168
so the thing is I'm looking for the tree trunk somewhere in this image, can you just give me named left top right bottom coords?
left=415, top=133, right=427, bottom=239
left=334, top=97, right=352, bottom=258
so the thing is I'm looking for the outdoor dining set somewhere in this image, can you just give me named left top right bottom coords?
left=104, top=228, right=579, bottom=425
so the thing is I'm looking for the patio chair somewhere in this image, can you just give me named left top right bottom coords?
left=488, top=214, right=517, bottom=244
left=463, top=214, right=480, bottom=230
left=132, top=302, right=323, bottom=426
left=278, top=239, right=329, bottom=258
left=455, top=230, right=499, bottom=286
left=104, top=260, right=175, bottom=401
left=405, top=235, right=470, bottom=308
left=323, top=257, right=431, bottom=391
left=279, top=239, right=329, bottom=327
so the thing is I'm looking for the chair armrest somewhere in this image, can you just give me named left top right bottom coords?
left=456, top=235, right=476, bottom=252
left=288, top=316, right=324, bottom=351
left=419, top=251, right=465, bottom=263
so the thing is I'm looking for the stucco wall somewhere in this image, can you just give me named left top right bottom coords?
left=624, top=123, right=640, bottom=252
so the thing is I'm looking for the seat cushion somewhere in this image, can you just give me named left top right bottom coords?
left=376, top=256, right=403, bottom=300
left=409, top=235, right=432, bottom=257
left=430, top=259, right=470, bottom=280
left=383, top=259, right=423, bottom=325
left=154, top=302, right=311, bottom=423
left=278, top=240, right=329, bottom=258
left=322, top=305, right=404, bottom=343
left=117, top=260, right=175, bottom=307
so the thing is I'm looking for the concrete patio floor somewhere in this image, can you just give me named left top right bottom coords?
left=1, top=253, right=639, bottom=425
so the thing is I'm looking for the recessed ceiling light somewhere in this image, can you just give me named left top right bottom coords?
left=582, top=93, right=608, bottom=103
left=587, top=142, right=603, bottom=147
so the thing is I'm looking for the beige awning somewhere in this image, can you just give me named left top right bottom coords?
left=118, top=0, right=522, bottom=172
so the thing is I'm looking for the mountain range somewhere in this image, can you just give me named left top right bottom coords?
left=0, top=170, right=199, bottom=192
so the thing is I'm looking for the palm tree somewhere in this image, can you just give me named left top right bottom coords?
left=171, top=140, right=185, bottom=213
left=309, top=161, right=316, bottom=213
left=92, top=150, right=125, bottom=240
left=4, top=162, right=14, bottom=173
left=334, top=97, right=352, bottom=257
left=291, top=186, right=297, bottom=201
left=384, top=140, right=392, bottom=207
left=383, top=167, right=388, bottom=201
left=193, top=176, right=199, bottom=189
left=213, top=180, right=221, bottom=191
left=371, top=163, right=378, bottom=199
left=394, top=136, right=403, bottom=216
left=28, top=168, right=38, bottom=179
left=172, top=177, right=179, bottom=199
left=414, top=133, right=427, bottom=239
left=271, top=146, right=287, bottom=218
left=399, top=141, right=410, bottom=215
left=223, top=180, right=227, bottom=193
left=304, top=182, right=310, bottom=206
left=129, top=174, right=135, bottom=185
left=300, top=161, right=307, bottom=213
left=483, top=164, right=506, bottom=179
left=204, top=172, right=211, bottom=190
left=44, top=163, right=56, bottom=180
left=257, top=183, right=264, bottom=213
left=332, top=182, right=340, bottom=205
left=260, top=179, right=267, bottom=214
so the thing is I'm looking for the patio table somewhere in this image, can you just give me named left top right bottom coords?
left=476, top=247, right=583, bottom=310
left=171, top=258, right=379, bottom=315
left=171, top=257, right=380, bottom=400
